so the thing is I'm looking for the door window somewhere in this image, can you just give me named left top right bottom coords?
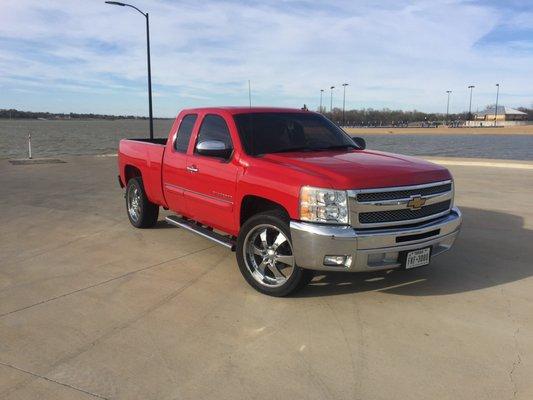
left=174, top=114, right=197, bottom=153
left=195, top=114, right=233, bottom=155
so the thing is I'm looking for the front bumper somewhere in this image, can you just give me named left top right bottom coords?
left=290, top=207, right=462, bottom=272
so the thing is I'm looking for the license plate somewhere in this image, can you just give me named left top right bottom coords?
left=404, top=247, right=431, bottom=269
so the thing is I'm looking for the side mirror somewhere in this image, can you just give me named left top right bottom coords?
left=353, top=137, right=366, bottom=150
left=196, top=140, right=233, bottom=159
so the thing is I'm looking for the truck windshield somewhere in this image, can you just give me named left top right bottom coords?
left=233, top=112, right=357, bottom=156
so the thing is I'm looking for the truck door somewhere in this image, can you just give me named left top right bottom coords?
left=162, top=113, right=198, bottom=215
left=184, top=114, right=239, bottom=234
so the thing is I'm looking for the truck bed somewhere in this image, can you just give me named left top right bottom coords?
left=118, top=138, right=168, bottom=207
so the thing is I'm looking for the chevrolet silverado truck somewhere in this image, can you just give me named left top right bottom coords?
left=118, top=107, right=462, bottom=296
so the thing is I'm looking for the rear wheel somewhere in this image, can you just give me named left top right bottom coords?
left=236, top=211, right=313, bottom=296
left=125, top=177, right=159, bottom=228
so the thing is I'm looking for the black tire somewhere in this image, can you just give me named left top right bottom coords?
left=236, top=210, right=314, bottom=297
left=125, top=177, right=159, bottom=228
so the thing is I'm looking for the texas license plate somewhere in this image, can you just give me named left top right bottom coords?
left=404, top=247, right=431, bottom=269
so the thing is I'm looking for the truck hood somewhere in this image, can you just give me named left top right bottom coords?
left=262, top=149, right=451, bottom=189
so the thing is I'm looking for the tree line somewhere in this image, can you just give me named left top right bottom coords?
left=320, top=106, right=532, bottom=126
left=2, top=106, right=531, bottom=123
left=0, top=109, right=159, bottom=120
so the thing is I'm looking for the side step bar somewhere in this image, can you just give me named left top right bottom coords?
left=165, top=215, right=235, bottom=250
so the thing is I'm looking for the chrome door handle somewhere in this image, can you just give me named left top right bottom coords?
left=186, top=165, right=198, bottom=173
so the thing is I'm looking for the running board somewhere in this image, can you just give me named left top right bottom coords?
left=165, top=215, right=235, bottom=250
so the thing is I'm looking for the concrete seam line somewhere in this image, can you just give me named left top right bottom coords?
left=19, top=253, right=227, bottom=385
left=0, top=245, right=216, bottom=319
left=0, top=250, right=225, bottom=398
left=0, top=361, right=109, bottom=400
left=5, top=222, right=124, bottom=265
left=426, top=159, right=533, bottom=170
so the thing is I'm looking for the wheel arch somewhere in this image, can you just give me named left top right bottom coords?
left=239, top=195, right=290, bottom=226
left=124, top=165, right=142, bottom=184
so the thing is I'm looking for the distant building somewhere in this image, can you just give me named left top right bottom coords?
left=466, top=106, right=528, bottom=127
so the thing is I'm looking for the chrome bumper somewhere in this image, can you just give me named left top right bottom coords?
left=290, top=207, right=462, bottom=272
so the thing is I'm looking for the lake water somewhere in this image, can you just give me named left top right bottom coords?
left=1, top=119, right=532, bottom=160
left=0, top=119, right=174, bottom=159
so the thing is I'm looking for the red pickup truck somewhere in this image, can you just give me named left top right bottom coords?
left=118, top=107, right=462, bottom=296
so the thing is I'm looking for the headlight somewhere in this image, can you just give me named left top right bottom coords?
left=299, top=186, right=349, bottom=224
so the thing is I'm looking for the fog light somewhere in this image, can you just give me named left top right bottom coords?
left=367, top=252, right=399, bottom=267
left=324, top=255, right=349, bottom=266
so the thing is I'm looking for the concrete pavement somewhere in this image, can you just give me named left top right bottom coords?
left=1, top=155, right=532, bottom=400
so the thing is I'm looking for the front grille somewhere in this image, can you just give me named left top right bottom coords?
left=359, top=200, right=451, bottom=224
left=357, top=183, right=452, bottom=202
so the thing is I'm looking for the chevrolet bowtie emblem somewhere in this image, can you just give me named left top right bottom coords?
left=407, top=195, right=426, bottom=210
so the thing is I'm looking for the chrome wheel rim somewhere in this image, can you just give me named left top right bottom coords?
left=243, top=224, right=295, bottom=288
left=127, top=184, right=141, bottom=223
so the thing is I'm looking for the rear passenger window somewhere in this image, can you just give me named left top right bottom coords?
left=174, top=114, right=197, bottom=153
left=196, top=115, right=233, bottom=150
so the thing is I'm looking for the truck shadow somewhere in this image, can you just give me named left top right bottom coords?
left=153, top=220, right=177, bottom=229
left=296, top=207, right=533, bottom=297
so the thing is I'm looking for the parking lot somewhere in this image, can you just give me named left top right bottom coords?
left=1, top=155, right=532, bottom=400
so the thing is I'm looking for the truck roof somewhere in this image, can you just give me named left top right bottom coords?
left=179, top=106, right=312, bottom=115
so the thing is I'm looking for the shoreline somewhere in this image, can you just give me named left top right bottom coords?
left=345, top=126, right=533, bottom=135
left=3, top=119, right=531, bottom=135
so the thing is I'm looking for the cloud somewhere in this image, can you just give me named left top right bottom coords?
left=0, top=0, right=531, bottom=116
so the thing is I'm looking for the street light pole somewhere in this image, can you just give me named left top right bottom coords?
left=105, top=1, right=154, bottom=140
left=145, top=12, right=154, bottom=140
left=330, top=86, right=335, bottom=113
left=467, top=85, right=475, bottom=120
left=319, top=89, right=324, bottom=113
left=445, top=90, right=452, bottom=124
left=342, top=83, right=348, bottom=126
left=494, top=83, right=500, bottom=127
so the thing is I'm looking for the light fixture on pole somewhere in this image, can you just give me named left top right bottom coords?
left=248, top=80, right=252, bottom=108
left=105, top=1, right=154, bottom=140
left=467, top=85, right=475, bottom=120
left=330, top=86, right=335, bottom=112
left=342, top=83, right=349, bottom=126
left=494, top=83, right=500, bottom=127
left=320, top=89, right=324, bottom=113
left=445, top=90, right=452, bottom=123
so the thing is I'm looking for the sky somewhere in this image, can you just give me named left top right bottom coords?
left=0, top=0, right=532, bottom=117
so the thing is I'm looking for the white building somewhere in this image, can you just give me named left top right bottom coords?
left=465, top=106, right=529, bottom=127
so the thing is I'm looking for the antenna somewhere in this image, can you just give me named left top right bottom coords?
left=247, top=80, right=254, bottom=154
left=248, top=80, right=252, bottom=108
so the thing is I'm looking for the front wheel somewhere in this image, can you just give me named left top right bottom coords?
left=236, top=211, right=313, bottom=296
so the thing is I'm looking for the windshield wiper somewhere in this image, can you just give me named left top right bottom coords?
left=268, top=144, right=357, bottom=154
left=312, top=144, right=357, bottom=151
left=269, top=146, right=314, bottom=154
